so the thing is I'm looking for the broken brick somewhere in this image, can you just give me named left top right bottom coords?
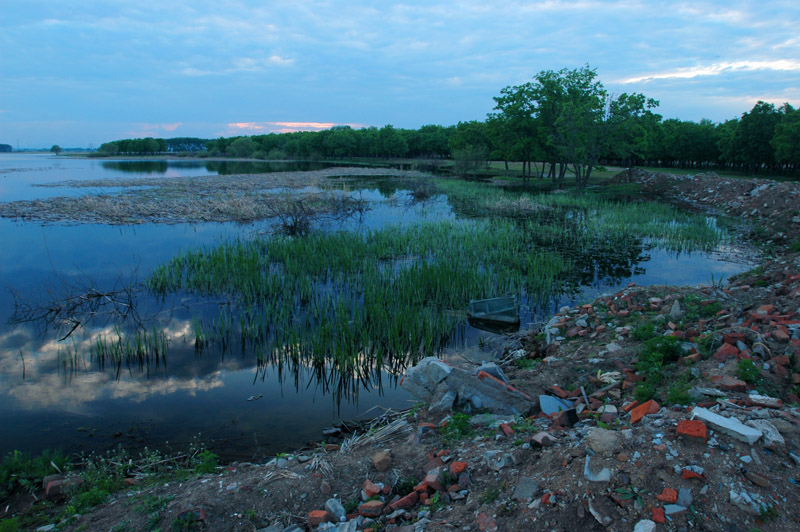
left=657, top=488, right=678, bottom=503
left=677, top=419, right=708, bottom=442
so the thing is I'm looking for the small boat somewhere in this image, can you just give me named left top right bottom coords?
left=467, top=295, right=520, bottom=332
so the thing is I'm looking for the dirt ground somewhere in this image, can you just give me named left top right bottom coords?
left=5, top=170, right=800, bottom=532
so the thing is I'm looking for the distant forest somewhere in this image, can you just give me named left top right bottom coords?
left=96, top=66, right=800, bottom=182
left=0, top=144, right=12, bottom=153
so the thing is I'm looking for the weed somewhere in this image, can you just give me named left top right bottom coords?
left=395, top=476, right=419, bottom=495
left=429, top=491, right=444, bottom=511
left=759, top=504, right=779, bottom=521
left=439, top=413, right=474, bottom=442
left=480, top=483, right=506, bottom=504
left=667, top=375, right=693, bottom=405
left=631, top=322, right=656, bottom=342
left=515, top=357, right=539, bottom=370
left=699, top=301, right=722, bottom=317
left=0, top=449, right=69, bottom=499
left=193, top=450, right=218, bottom=475
left=614, top=486, right=646, bottom=506
left=343, top=498, right=360, bottom=513
left=737, top=359, right=761, bottom=384
left=0, top=518, right=21, bottom=532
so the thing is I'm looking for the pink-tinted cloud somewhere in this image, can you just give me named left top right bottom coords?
left=221, top=121, right=365, bottom=136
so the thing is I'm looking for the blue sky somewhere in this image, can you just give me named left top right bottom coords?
left=2, top=0, right=799, bottom=148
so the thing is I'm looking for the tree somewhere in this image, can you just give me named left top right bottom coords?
left=489, top=83, right=539, bottom=183
left=50, top=144, right=62, bottom=155
left=548, top=66, right=607, bottom=189
left=733, top=101, right=780, bottom=173
left=605, top=92, right=660, bottom=177
left=378, top=125, right=408, bottom=158
left=772, top=104, right=800, bottom=171
left=227, top=137, right=257, bottom=158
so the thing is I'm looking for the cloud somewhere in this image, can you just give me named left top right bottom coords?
left=620, top=60, right=800, bottom=83
left=222, top=121, right=365, bottom=135
left=180, top=55, right=294, bottom=77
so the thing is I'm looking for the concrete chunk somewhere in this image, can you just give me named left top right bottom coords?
left=691, top=407, right=762, bottom=444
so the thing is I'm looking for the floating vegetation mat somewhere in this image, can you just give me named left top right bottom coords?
left=0, top=167, right=427, bottom=224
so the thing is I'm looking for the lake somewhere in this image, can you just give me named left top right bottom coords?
left=0, top=154, right=754, bottom=460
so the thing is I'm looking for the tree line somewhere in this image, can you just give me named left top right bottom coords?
left=96, top=66, right=800, bottom=183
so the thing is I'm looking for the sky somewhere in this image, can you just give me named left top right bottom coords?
left=1, top=0, right=799, bottom=148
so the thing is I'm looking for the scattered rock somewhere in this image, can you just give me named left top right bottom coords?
left=691, top=407, right=762, bottom=444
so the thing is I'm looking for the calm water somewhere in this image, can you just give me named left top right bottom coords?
left=0, top=154, right=754, bottom=460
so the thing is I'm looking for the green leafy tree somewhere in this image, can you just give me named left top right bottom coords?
left=733, top=101, right=780, bottom=173
left=50, top=144, right=62, bottom=155
left=378, top=125, right=408, bottom=158
left=489, top=83, right=540, bottom=183
left=772, top=104, right=800, bottom=172
left=227, top=137, right=257, bottom=158
left=606, top=92, right=660, bottom=177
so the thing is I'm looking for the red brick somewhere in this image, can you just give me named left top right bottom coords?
left=549, top=385, right=570, bottom=399
left=713, top=343, right=739, bottom=360
left=622, top=400, right=639, bottom=413
left=677, top=419, right=708, bottom=442
left=710, top=375, right=747, bottom=392
left=477, top=511, right=498, bottom=532
left=363, top=479, right=382, bottom=498
left=758, top=304, right=776, bottom=314
left=771, top=355, right=790, bottom=366
left=681, top=469, right=705, bottom=481
left=773, top=329, right=790, bottom=342
left=724, top=332, right=746, bottom=345
left=630, top=400, right=659, bottom=424
left=499, top=423, right=514, bottom=437
left=652, top=507, right=666, bottom=523
left=656, top=488, right=678, bottom=503
left=449, top=461, right=467, bottom=476
left=308, top=510, right=335, bottom=527
left=358, top=500, right=385, bottom=518
left=389, top=491, right=419, bottom=510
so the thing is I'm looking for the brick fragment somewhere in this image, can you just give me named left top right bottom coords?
left=449, top=461, right=468, bottom=476
left=676, top=419, right=708, bottom=442
left=630, top=400, right=659, bottom=424
left=657, top=488, right=678, bottom=503
left=308, top=510, right=335, bottom=527
left=652, top=507, right=665, bottom=523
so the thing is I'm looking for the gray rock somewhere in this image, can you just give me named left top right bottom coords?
left=335, top=521, right=357, bottom=532
left=669, top=301, right=683, bottom=321
left=745, top=420, right=785, bottom=449
left=257, top=523, right=284, bottom=532
left=401, top=357, right=452, bottom=397
left=584, top=456, right=611, bottom=482
left=633, top=520, right=656, bottom=532
left=538, top=395, right=575, bottom=415
left=729, top=490, right=760, bottom=514
left=677, top=488, right=692, bottom=508
left=576, top=318, right=588, bottom=327
left=586, top=428, right=622, bottom=456
left=325, top=498, right=347, bottom=521
left=664, top=504, right=686, bottom=515
left=605, top=342, right=622, bottom=353
left=474, top=362, right=509, bottom=384
left=512, top=476, right=540, bottom=501
left=691, top=407, right=762, bottom=444
left=401, top=357, right=533, bottom=415
left=428, top=388, right=456, bottom=414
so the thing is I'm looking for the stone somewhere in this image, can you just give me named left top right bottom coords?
left=669, top=301, right=683, bottom=321
left=325, top=499, right=347, bottom=521
left=744, top=393, right=782, bottom=408
left=744, top=471, right=770, bottom=488
left=713, top=343, right=739, bottom=360
left=691, top=407, right=762, bottom=444
left=664, top=504, right=686, bottom=515
left=428, top=389, right=457, bottom=414
left=677, top=488, right=692, bottom=507
left=531, top=432, right=557, bottom=446
left=676, top=419, right=708, bottom=442
left=586, top=427, right=622, bottom=456
left=605, top=342, right=622, bottom=353
left=512, top=477, right=540, bottom=501
left=372, top=450, right=391, bottom=472
left=538, top=395, right=575, bottom=415
left=729, top=490, right=760, bottom=514
left=474, top=362, right=509, bottom=384
left=745, top=419, right=785, bottom=449
left=584, top=456, right=611, bottom=482
left=633, top=520, right=657, bottom=532
left=402, top=357, right=533, bottom=415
